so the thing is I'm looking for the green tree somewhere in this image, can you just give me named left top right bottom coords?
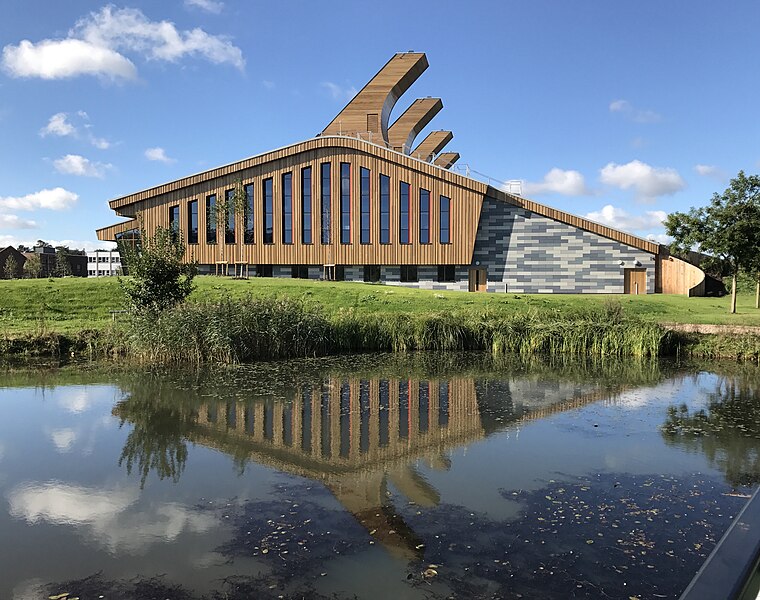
left=120, top=225, right=197, bottom=314
left=665, top=171, right=760, bottom=313
left=231, top=178, right=250, bottom=278
left=3, top=256, right=19, bottom=279
left=54, top=249, right=72, bottom=277
left=23, top=253, right=41, bottom=278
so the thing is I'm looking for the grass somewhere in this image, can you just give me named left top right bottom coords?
left=1, top=276, right=760, bottom=335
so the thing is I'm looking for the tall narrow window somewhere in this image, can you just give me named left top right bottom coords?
left=263, top=178, right=273, bottom=244
left=380, top=174, right=390, bottom=244
left=187, top=200, right=198, bottom=244
left=169, top=205, right=179, bottom=241
left=206, top=194, right=217, bottom=244
left=419, top=189, right=430, bottom=244
left=360, top=167, right=370, bottom=244
left=340, top=163, right=351, bottom=244
left=440, top=195, right=451, bottom=244
left=302, top=167, right=312, bottom=244
left=399, top=181, right=410, bottom=244
left=225, top=189, right=235, bottom=244
left=282, top=172, right=293, bottom=244
left=244, top=183, right=254, bottom=244
left=321, top=163, right=331, bottom=244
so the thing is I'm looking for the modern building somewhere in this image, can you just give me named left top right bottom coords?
left=87, top=249, right=123, bottom=277
left=0, top=246, right=25, bottom=279
left=98, top=52, right=705, bottom=295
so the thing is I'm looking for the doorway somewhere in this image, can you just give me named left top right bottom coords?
left=624, top=268, right=647, bottom=295
left=468, top=268, right=487, bottom=292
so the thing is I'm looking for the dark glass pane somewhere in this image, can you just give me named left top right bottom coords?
left=225, top=189, right=235, bottom=244
left=360, top=167, right=370, bottom=244
left=206, top=195, right=217, bottom=244
left=282, top=173, right=292, bottom=244
left=263, top=178, right=273, bottom=244
left=302, top=167, right=312, bottom=244
left=244, top=184, right=254, bottom=244
left=188, top=200, right=198, bottom=244
left=399, top=182, right=410, bottom=244
left=321, top=163, right=331, bottom=244
left=380, top=174, right=390, bottom=244
left=340, top=163, right=350, bottom=244
left=419, top=189, right=430, bottom=244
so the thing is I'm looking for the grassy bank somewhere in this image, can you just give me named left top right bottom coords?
left=2, top=277, right=760, bottom=362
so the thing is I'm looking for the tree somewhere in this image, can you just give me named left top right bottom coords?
left=54, top=249, right=72, bottom=277
left=23, top=253, right=41, bottom=278
left=3, top=256, right=19, bottom=279
left=120, top=225, right=196, bottom=314
left=665, top=171, right=760, bottom=313
left=231, top=178, right=250, bottom=278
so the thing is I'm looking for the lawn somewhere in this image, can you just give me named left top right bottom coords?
left=1, top=275, right=759, bottom=335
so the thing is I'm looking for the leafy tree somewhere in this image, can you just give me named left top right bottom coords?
left=23, top=253, right=41, bottom=278
left=665, top=171, right=760, bottom=313
left=120, top=225, right=196, bottom=314
left=3, top=256, right=19, bottom=279
left=231, top=178, right=250, bottom=278
left=54, top=249, right=72, bottom=277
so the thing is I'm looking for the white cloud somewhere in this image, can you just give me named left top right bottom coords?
left=144, top=146, right=175, bottom=164
left=646, top=232, right=672, bottom=244
left=585, top=204, right=667, bottom=233
left=523, top=168, right=589, bottom=196
left=40, top=112, right=76, bottom=137
left=50, top=428, right=78, bottom=452
left=0, top=187, right=78, bottom=211
left=3, top=38, right=137, bottom=81
left=89, top=135, right=111, bottom=149
left=2, top=6, right=243, bottom=81
left=600, top=160, right=685, bottom=202
left=0, top=214, right=38, bottom=229
left=694, top=164, right=725, bottom=179
left=53, top=154, right=112, bottom=178
left=185, top=0, right=224, bottom=14
left=8, top=481, right=215, bottom=553
left=322, top=81, right=358, bottom=102
left=609, top=99, right=662, bottom=123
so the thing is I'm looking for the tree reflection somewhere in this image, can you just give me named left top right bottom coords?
left=662, top=377, right=760, bottom=487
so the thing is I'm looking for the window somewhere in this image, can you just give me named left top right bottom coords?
left=256, top=264, right=273, bottom=277
left=282, top=172, right=293, bottom=244
left=340, top=163, right=351, bottom=244
left=169, top=205, right=179, bottom=240
left=380, top=174, right=390, bottom=244
left=291, top=265, right=309, bottom=279
left=244, top=184, right=254, bottom=244
left=225, top=189, right=235, bottom=244
left=399, top=182, right=410, bottom=244
left=438, top=265, right=455, bottom=282
left=363, top=265, right=380, bottom=282
left=360, top=167, right=370, bottom=244
left=419, top=189, right=430, bottom=244
left=302, top=167, right=312, bottom=244
left=440, top=195, right=451, bottom=244
left=206, top=194, right=217, bottom=244
left=400, top=265, right=418, bottom=282
left=187, top=200, right=198, bottom=244
left=321, top=163, right=331, bottom=244
left=263, top=178, right=273, bottom=244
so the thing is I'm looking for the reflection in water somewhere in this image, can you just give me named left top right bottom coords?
left=114, top=367, right=614, bottom=558
left=662, top=375, right=760, bottom=487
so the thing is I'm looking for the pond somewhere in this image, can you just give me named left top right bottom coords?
left=0, top=353, right=759, bottom=600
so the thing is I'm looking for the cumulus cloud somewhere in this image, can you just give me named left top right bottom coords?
left=185, top=0, right=224, bottom=13
left=0, top=214, right=38, bottom=229
left=694, top=164, right=725, bottom=179
left=585, top=204, right=667, bottom=233
left=39, top=111, right=112, bottom=149
left=0, top=187, right=78, bottom=211
left=609, top=99, right=662, bottom=123
left=50, top=428, right=78, bottom=452
left=2, top=6, right=244, bottom=81
left=322, top=81, right=358, bottom=102
left=144, top=147, right=175, bottom=163
left=8, top=481, right=215, bottom=553
left=53, top=154, right=112, bottom=178
left=600, top=160, right=685, bottom=203
left=40, top=112, right=76, bottom=137
left=523, top=168, right=589, bottom=196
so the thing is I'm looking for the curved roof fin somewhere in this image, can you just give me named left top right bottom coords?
left=321, top=52, right=428, bottom=143
left=411, top=130, right=453, bottom=161
left=434, top=152, right=460, bottom=169
left=387, top=97, right=443, bottom=153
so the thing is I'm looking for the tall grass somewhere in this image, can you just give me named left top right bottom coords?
left=118, top=295, right=669, bottom=364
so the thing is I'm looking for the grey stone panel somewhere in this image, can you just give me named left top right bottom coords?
left=472, top=198, right=656, bottom=294
left=273, top=266, right=291, bottom=278
left=343, top=266, right=363, bottom=281
left=308, top=266, right=321, bottom=279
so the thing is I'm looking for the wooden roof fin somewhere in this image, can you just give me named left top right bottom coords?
left=411, top=130, right=453, bottom=162
left=321, top=52, right=428, bottom=143
left=387, top=97, right=443, bottom=154
left=434, top=152, right=460, bottom=169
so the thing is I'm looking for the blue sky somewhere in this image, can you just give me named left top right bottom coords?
left=0, top=0, right=758, bottom=251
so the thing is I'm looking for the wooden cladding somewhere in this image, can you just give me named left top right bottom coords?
left=104, top=144, right=482, bottom=266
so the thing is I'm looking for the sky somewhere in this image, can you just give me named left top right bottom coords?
left=0, top=0, right=758, bottom=251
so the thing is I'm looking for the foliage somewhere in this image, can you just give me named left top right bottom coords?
left=3, top=256, right=19, bottom=279
left=54, top=249, right=71, bottom=277
left=119, top=225, right=197, bottom=314
left=22, top=253, right=41, bottom=278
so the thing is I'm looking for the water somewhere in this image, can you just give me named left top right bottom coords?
left=0, top=354, right=759, bottom=599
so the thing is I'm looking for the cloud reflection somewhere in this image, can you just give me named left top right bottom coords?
left=49, top=428, right=77, bottom=452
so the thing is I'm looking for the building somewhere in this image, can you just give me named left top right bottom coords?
left=0, top=246, right=26, bottom=279
left=87, top=249, right=123, bottom=277
left=98, top=53, right=705, bottom=295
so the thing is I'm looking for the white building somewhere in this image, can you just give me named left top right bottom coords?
left=87, top=249, right=122, bottom=277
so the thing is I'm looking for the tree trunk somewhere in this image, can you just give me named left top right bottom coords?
left=731, top=273, right=737, bottom=314
left=756, top=277, right=759, bottom=309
